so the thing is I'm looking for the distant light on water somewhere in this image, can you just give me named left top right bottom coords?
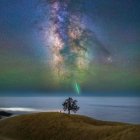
left=0, top=107, right=60, bottom=112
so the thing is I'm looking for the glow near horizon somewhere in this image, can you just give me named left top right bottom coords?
left=0, top=108, right=60, bottom=112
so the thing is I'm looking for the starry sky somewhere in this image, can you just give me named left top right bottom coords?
left=0, top=0, right=140, bottom=95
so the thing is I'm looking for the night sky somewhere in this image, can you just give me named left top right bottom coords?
left=0, top=0, right=140, bottom=95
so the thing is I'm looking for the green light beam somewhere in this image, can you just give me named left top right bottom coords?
left=74, top=81, right=80, bottom=95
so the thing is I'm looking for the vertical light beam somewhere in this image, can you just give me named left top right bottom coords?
left=74, top=81, right=80, bottom=95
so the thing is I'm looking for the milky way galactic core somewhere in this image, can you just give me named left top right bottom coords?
left=40, top=0, right=111, bottom=93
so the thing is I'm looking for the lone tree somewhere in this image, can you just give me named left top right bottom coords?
left=62, top=97, right=80, bottom=114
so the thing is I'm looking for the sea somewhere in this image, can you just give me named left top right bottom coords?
left=0, top=96, right=140, bottom=124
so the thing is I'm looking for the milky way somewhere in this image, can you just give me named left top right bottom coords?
left=40, top=0, right=111, bottom=91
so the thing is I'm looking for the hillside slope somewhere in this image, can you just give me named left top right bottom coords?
left=0, top=112, right=140, bottom=140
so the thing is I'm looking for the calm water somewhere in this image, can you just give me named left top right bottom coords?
left=0, top=96, right=140, bottom=124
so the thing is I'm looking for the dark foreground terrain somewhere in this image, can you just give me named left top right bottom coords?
left=0, top=112, right=140, bottom=140
left=0, top=111, right=12, bottom=117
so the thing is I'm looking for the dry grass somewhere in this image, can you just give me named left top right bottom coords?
left=0, top=112, right=140, bottom=140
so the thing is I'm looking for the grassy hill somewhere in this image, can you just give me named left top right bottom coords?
left=0, top=112, right=140, bottom=140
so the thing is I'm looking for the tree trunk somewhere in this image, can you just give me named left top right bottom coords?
left=68, top=109, right=70, bottom=114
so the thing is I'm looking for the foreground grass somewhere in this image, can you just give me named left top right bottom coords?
left=0, top=112, right=140, bottom=140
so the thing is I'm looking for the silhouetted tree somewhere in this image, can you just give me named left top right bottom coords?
left=62, top=97, right=80, bottom=114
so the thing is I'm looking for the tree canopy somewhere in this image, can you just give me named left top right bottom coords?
left=62, top=97, right=80, bottom=114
